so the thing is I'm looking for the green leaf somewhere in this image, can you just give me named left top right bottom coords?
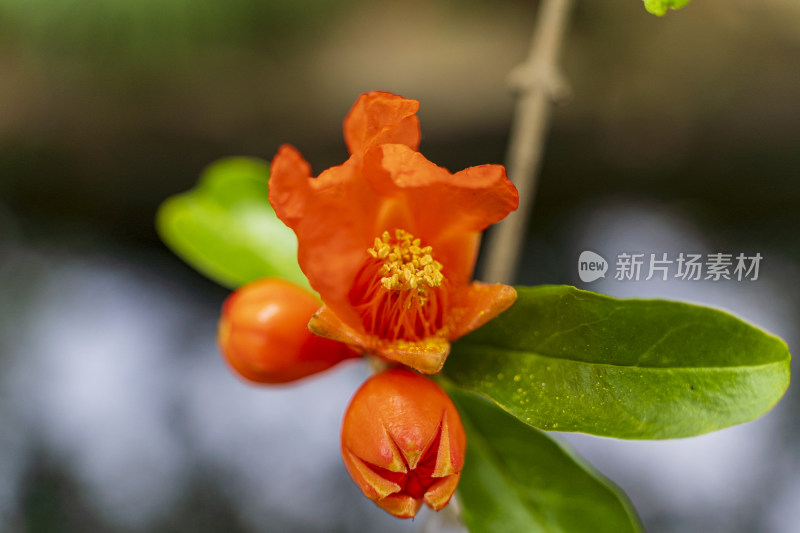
left=443, top=285, right=790, bottom=439
left=156, top=157, right=308, bottom=290
left=642, top=0, right=692, bottom=16
left=446, top=386, right=642, bottom=533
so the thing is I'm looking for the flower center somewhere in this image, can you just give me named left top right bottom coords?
left=368, top=229, right=444, bottom=300
left=349, top=229, right=447, bottom=342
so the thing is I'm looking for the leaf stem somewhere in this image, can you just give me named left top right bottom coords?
left=479, top=0, right=573, bottom=284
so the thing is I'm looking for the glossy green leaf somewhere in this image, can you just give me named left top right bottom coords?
left=447, top=386, right=642, bottom=533
left=642, top=0, right=692, bottom=16
left=443, top=285, right=790, bottom=439
left=156, top=157, right=308, bottom=290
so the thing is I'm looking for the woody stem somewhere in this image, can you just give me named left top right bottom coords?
left=479, top=0, right=574, bottom=284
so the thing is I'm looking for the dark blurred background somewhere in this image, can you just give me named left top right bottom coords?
left=1, top=0, right=798, bottom=531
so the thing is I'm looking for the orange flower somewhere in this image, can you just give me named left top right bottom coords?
left=341, top=368, right=466, bottom=518
left=218, top=278, right=356, bottom=384
left=269, top=91, right=519, bottom=374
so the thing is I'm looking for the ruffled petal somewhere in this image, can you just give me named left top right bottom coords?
left=366, top=144, right=519, bottom=232
left=363, top=144, right=519, bottom=284
left=447, top=282, right=517, bottom=340
left=344, top=91, right=420, bottom=156
left=269, top=145, right=380, bottom=327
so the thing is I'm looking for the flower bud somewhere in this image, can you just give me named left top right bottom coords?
left=341, top=368, right=466, bottom=518
left=217, top=278, right=356, bottom=384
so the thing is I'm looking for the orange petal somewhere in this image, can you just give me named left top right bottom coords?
left=365, top=144, right=519, bottom=233
left=431, top=231, right=482, bottom=289
left=448, top=283, right=518, bottom=340
left=363, top=144, right=519, bottom=284
left=269, top=145, right=380, bottom=329
left=344, top=91, right=420, bottom=156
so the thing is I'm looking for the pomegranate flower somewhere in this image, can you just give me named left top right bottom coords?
left=269, top=91, right=519, bottom=373
left=341, top=369, right=466, bottom=518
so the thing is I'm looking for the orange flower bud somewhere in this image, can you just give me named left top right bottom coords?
left=217, top=278, right=356, bottom=384
left=341, top=368, right=466, bottom=518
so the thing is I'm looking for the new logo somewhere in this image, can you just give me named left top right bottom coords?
left=578, top=251, right=608, bottom=283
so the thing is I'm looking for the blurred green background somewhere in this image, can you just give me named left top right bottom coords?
left=1, top=0, right=798, bottom=532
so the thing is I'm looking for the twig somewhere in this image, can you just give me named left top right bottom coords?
left=479, top=0, right=573, bottom=284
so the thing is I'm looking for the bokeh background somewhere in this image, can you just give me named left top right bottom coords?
left=1, top=0, right=799, bottom=531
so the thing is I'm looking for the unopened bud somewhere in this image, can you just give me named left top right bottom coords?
left=217, top=278, right=356, bottom=384
left=341, top=369, right=466, bottom=518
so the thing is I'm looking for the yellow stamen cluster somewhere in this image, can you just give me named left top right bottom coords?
left=367, top=230, right=444, bottom=302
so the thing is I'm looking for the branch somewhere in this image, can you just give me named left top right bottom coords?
left=479, top=0, right=573, bottom=284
